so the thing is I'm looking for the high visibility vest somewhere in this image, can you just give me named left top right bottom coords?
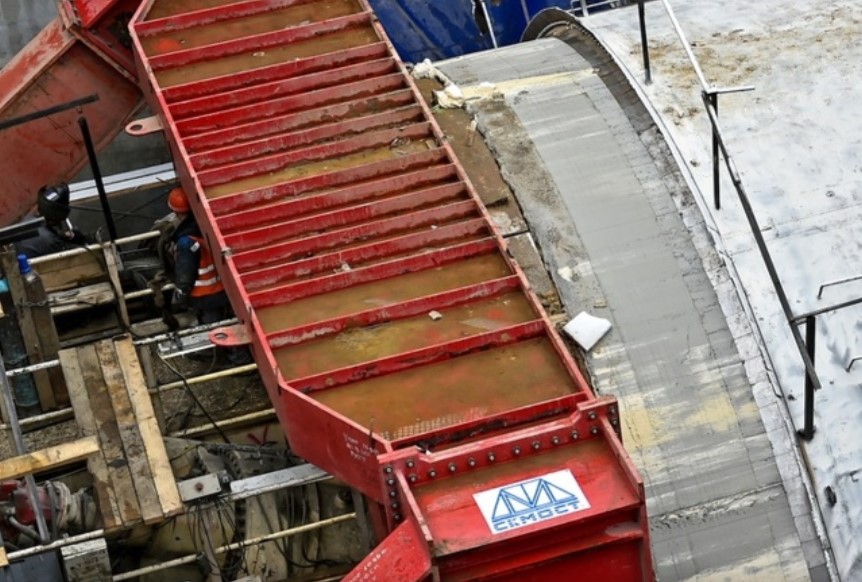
left=189, top=236, right=224, bottom=297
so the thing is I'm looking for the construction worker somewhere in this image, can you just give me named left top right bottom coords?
left=166, top=187, right=251, bottom=365
left=15, top=183, right=88, bottom=257
left=166, top=187, right=226, bottom=321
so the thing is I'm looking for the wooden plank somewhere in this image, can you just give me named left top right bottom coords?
left=0, top=249, right=56, bottom=410
left=114, top=337, right=183, bottom=518
left=102, top=245, right=129, bottom=327
left=95, top=340, right=163, bottom=525
left=79, top=342, right=143, bottom=528
left=0, top=436, right=99, bottom=480
left=34, top=252, right=104, bottom=293
left=49, top=282, right=115, bottom=315
left=26, top=273, right=68, bottom=407
left=60, top=347, right=122, bottom=530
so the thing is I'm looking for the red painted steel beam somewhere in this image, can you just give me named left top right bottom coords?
left=0, top=18, right=142, bottom=227
left=226, top=182, right=466, bottom=251
left=288, top=320, right=545, bottom=392
left=191, top=105, right=422, bottom=171
left=231, top=200, right=479, bottom=272
left=128, top=0, right=654, bottom=576
left=389, top=394, right=586, bottom=450
left=241, top=216, right=486, bottom=290
left=63, top=0, right=122, bottom=28
left=162, top=42, right=391, bottom=103
left=218, top=163, right=459, bottom=233
left=208, top=148, right=448, bottom=215
left=185, top=89, right=415, bottom=153
left=249, top=238, right=498, bottom=307
left=135, top=0, right=310, bottom=37
left=149, top=12, right=372, bottom=70
left=172, top=57, right=398, bottom=120
left=178, top=74, right=406, bottom=137
left=199, top=121, right=432, bottom=187
left=267, top=276, right=520, bottom=349
left=342, top=518, right=432, bottom=582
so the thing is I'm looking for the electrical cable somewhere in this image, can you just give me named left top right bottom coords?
left=158, top=353, right=230, bottom=444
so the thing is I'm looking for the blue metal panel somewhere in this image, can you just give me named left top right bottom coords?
left=367, top=0, right=492, bottom=62
left=369, top=0, right=617, bottom=63
left=0, top=551, right=63, bottom=582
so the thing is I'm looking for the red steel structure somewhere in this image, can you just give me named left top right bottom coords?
left=4, top=0, right=653, bottom=578
left=0, top=0, right=145, bottom=225
left=127, top=0, right=653, bottom=579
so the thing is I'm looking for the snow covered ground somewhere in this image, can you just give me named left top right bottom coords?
left=584, top=1, right=862, bottom=578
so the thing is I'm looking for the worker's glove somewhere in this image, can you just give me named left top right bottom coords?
left=172, top=288, right=190, bottom=312
left=69, top=229, right=88, bottom=245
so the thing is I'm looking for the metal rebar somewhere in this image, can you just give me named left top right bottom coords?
left=123, top=283, right=174, bottom=301
left=478, top=0, right=498, bottom=48
left=700, top=93, right=821, bottom=396
left=168, top=408, right=275, bottom=439
left=710, top=91, right=720, bottom=210
left=637, top=0, right=651, bottom=84
left=0, top=351, right=50, bottom=543
left=156, top=363, right=258, bottom=393
left=799, top=316, right=816, bottom=440
left=793, top=294, right=862, bottom=323
left=817, top=274, right=862, bottom=299
left=0, top=407, right=73, bottom=431
left=28, top=231, right=160, bottom=265
left=78, top=117, right=118, bottom=241
left=6, top=529, right=105, bottom=561
left=112, top=513, right=356, bottom=581
left=657, top=0, right=709, bottom=89
left=5, top=359, right=60, bottom=378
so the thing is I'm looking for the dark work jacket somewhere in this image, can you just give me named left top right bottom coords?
left=15, top=225, right=76, bottom=258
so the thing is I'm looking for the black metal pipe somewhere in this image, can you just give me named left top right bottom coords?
left=77, top=116, right=118, bottom=241
left=700, top=92, right=821, bottom=397
left=793, top=294, right=862, bottom=323
left=0, top=94, right=99, bottom=132
left=799, top=315, right=816, bottom=440
left=637, top=0, right=651, bottom=84
left=709, top=91, right=720, bottom=210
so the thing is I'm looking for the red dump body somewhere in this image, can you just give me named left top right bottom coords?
left=0, top=0, right=143, bottom=226
left=123, top=0, right=653, bottom=578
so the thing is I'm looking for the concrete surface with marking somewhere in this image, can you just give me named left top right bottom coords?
left=433, top=36, right=827, bottom=581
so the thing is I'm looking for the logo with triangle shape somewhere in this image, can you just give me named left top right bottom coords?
left=474, top=470, right=590, bottom=534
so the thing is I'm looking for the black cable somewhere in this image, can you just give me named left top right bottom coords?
left=159, top=354, right=230, bottom=444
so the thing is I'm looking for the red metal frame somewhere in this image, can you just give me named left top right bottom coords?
left=127, top=0, right=654, bottom=579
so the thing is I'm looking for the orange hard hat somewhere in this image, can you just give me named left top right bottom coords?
left=167, top=187, right=190, bottom=213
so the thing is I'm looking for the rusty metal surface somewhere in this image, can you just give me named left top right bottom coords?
left=129, top=0, right=653, bottom=578
left=0, top=17, right=141, bottom=226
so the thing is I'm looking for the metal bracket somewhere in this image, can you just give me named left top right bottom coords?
left=125, top=115, right=163, bottom=136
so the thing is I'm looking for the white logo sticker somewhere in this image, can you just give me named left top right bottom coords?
left=473, top=469, right=591, bottom=534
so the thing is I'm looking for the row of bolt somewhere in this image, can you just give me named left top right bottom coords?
left=383, top=410, right=618, bottom=488
left=381, top=408, right=617, bottom=522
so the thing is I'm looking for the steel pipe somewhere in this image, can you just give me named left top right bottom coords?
left=5, top=359, right=60, bottom=378
left=169, top=408, right=275, bottom=438
left=156, top=364, right=258, bottom=394
left=0, top=351, right=50, bottom=543
left=112, top=513, right=356, bottom=581
left=29, top=231, right=159, bottom=265
left=0, top=407, right=73, bottom=431
left=7, top=529, right=105, bottom=561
